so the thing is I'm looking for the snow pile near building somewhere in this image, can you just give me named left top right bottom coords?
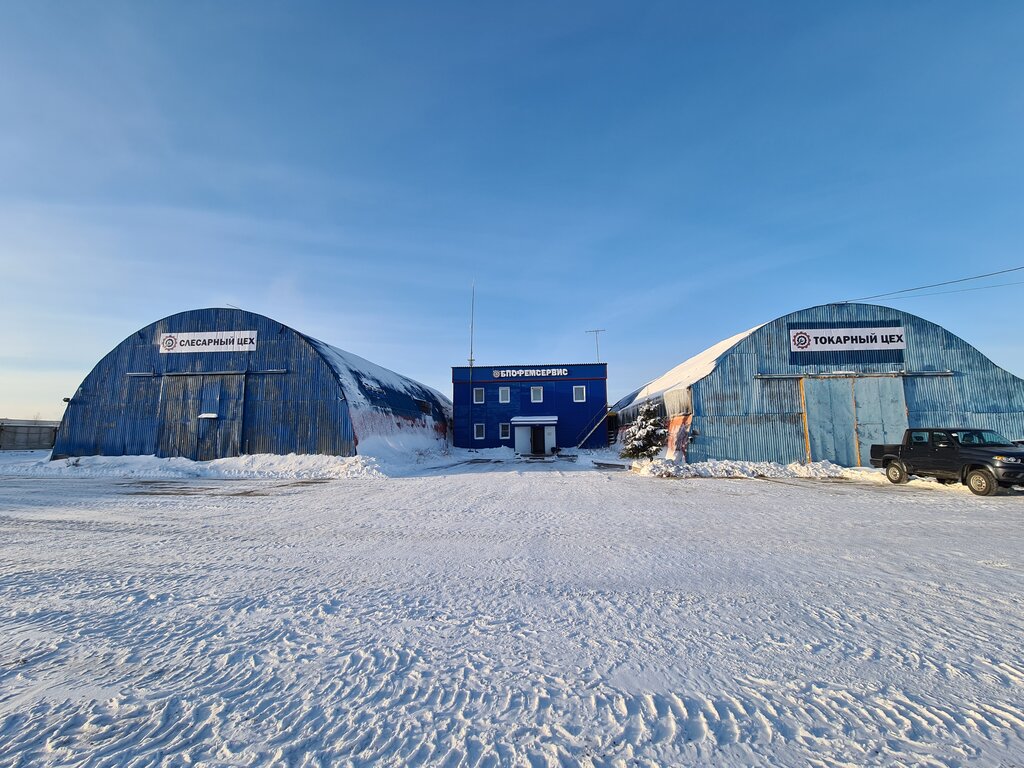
left=636, top=457, right=848, bottom=479
left=0, top=451, right=385, bottom=480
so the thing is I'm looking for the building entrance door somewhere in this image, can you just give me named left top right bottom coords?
left=530, top=426, right=545, bottom=454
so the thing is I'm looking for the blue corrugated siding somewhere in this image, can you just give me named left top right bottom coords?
left=54, top=308, right=356, bottom=459
left=684, top=303, right=1024, bottom=465
left=687, top=413, right=807, bottom=464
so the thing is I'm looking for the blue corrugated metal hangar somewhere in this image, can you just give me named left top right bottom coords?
left=613, top=303, right=1024, bottom=467
left=452, top=363, right=608, bottom=453
left=53, top=308, right=451, bottom=461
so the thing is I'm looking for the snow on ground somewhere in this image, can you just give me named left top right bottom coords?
left=634, top=458, right=848, bottom=480
left=0, top=450, right=386, bottom=480
left=1, top=451, right=1023, bottom=766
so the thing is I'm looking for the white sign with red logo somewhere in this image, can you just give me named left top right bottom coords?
left=789, top=327, right=906, bottom=353
left=159, top=331, right=258, bottom=354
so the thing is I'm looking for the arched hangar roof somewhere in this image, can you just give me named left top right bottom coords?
left=54, top=308, right=450, bottom=460
left=613, top=302, right=1024, bottom=420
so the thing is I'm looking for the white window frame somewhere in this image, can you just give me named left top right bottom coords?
left=573, top=385, right=586, bottom=403
left=474, top=423, right=485, bottom=440
left=498, top=386, right=510, bottom=404
left=500, top=423, right=510, bottom=440
left=473, top=387, right=485, bottom=404
left=531, top=386, right=543, bottom=403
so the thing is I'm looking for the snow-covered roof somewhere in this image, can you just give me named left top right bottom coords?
left=304, top=336, right=452, bottom=416
left=613, top=326, right=762, bottom=413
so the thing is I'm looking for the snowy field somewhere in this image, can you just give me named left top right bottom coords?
left=1, top=450, right=1023, bottom=767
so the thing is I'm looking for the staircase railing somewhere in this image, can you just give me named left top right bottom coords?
left=574, top=407, right=613, bottom=449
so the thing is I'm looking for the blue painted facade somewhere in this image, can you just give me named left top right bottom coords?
left=452, top=364, right=608, bottom=450
left=615, top=303, right=1024, bottom=467
left=53, top=308, right=450, bottom=461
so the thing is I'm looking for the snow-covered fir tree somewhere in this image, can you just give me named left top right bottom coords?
left=619, top=402, right=668, bottom=459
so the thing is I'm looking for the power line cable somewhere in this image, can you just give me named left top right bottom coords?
left=878, top=278, right=1024, bottom=300
left=845, top=265, right=1024, bottom=302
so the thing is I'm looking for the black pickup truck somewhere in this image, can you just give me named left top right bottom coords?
left=870, top=428, right=1024, bottom=495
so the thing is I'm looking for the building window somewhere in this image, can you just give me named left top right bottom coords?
left=474, top=423, right=485, bottom=440
left=499, top=386, right=510, bottom=404
left=573, top=385, right=586, bottom=403
left=473, top=387, right=485, bottom=404
left=531, top=386, right=543, bottom=403
left=500, top=423, right=510, bottom=440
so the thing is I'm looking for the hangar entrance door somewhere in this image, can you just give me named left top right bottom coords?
left=804, top=376, right=907, bottom=467
left=158, top=374, right=245, bottom=460
left=852, top=377, right=908, bottom=466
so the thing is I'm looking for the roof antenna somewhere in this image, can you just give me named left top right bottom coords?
left=468, top=282, right=476, bottom=368
left=586, top=329, right=605, bottom=362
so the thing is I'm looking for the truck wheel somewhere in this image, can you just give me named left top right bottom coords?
left=886, top=460, right=909, bottom=484
left=966, top=469, right=998, bottom=496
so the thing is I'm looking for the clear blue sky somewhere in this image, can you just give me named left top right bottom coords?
left=3, top=2, right=1024, bottom=419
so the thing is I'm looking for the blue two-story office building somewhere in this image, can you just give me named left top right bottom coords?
left=452, top=363, right=608, bottom=453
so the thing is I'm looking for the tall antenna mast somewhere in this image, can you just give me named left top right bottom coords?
left=468, top=282, right=476, bottom=367
left=586, top=329, right=605, bottom=362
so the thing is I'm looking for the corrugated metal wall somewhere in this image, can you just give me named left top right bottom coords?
left=688, top=354, right=807, bottom=464
left=53, top=309, right=357, bottom=460
left=675, top=303, right=1024, bottom=465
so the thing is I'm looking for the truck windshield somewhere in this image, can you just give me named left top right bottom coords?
left=950, top=430, right=1014, bottom=447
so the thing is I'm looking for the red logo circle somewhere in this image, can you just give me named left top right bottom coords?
left=792, top=331, right=811, bottom=350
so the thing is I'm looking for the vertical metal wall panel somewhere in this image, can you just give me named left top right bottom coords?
left=751, top=377, right=803, bottom=416
left=687, top=355, right=807, bottom=464
left=158, top=376, right=203, bottom=459
left=629, top=302, right=1024, bottom=465
left=852, top=377, right=908, bottom=465
left=196, top=375, right=244, bottom=460
left=804, top=378, right=858, bottom=466
left=695, top=354, right=758, bottom=417
left=686, top=414, right=806, bottom=464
